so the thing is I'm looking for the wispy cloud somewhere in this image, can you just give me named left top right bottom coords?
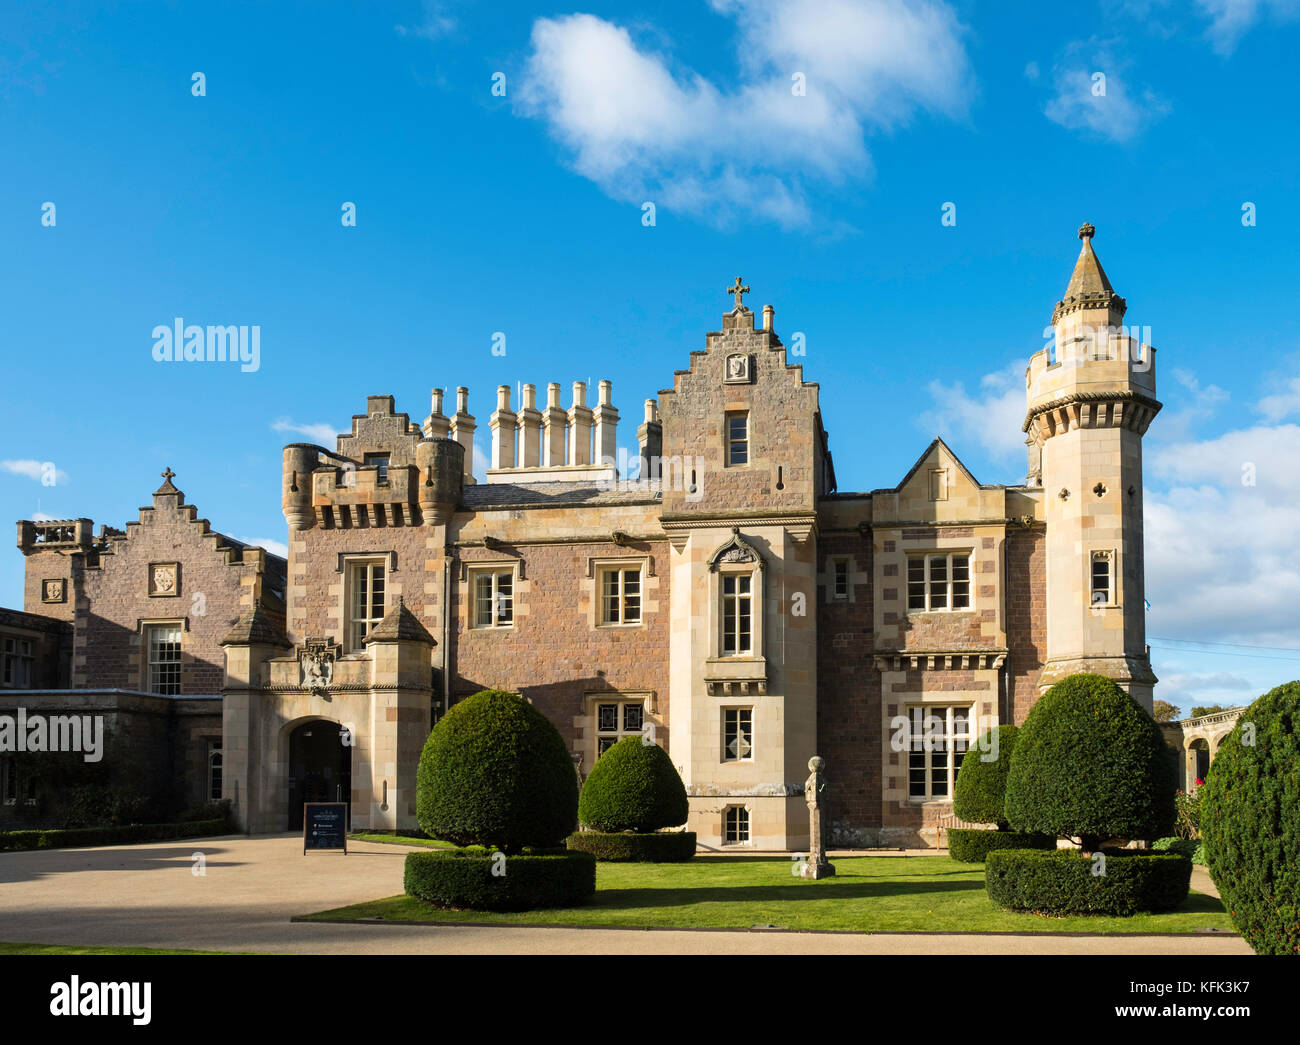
left=395, top=0, right=457, bottom=40
left=1042, top=39, right=1169, bottom=142
left=1195, top=0, right=1300, bottom=54
left=516, top=1, right=974, bottom=228
left=2, top=459, right=69, bottom=484
left=272, top=419, right=337, bottom=446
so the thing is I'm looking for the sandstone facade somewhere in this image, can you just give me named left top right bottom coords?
left=9, top=226, right=1159, bottom=849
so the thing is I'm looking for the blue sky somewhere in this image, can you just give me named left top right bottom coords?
left=3, top=0, right=1299, bottom=713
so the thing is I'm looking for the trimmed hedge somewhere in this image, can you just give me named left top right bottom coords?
left=0, top=818, right=229, bottom=852
left=403, top=847, right=596, bottom=911
left=566, top=830, right=697, bottom=862
left=417, top=689, right=578, bottom=852
left=953, top=724, right=1019, bottom=827
left=1004, top=674, right=1176, bottom=849
left=948, top=827, right=1055, bottom=863
left=1200, top=681, right=1300, bottom=955
left=578, top=736, right=689, bottom=833
left=985, top=847, right=1192, bottom=916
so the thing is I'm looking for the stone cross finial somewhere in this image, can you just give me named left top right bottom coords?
left=1078, top=222, right=1095, bottom=241
left=161, top=467, right=176, bottom=481
left=727, top=276, right=750, bottom=311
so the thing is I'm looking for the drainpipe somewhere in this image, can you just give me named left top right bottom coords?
left=441, top=550, right=453, bottom=720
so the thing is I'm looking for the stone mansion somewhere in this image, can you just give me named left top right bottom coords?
left=3, top=225, right=1161, bottom=849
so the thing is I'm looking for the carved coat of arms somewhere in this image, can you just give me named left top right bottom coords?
left=300, top=637, right=339, bottom=692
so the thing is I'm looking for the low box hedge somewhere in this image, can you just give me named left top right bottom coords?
left=404, top=847, right=596, bottom=911
left=948, top=827, right=1055, bottom=863
left=985, top=847, right=1192, bottom=916
left=0, top=818, right=229, bottom=852
left=566, top=830, right=696, bottom=862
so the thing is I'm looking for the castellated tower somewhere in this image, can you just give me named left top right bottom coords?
left=1025, top=224, right=1160, bottom=709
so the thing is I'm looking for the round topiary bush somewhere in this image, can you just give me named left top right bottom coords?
left=985, top=847, right=1192, bottom=916
left=577, top=736, right=689, bottom=833
left=1004, top=674, right=1176, bottom=852
left=954, top=724, right=1019, bottom=828
left=1200, top=681, right=1300, bottom=955
left=404, top=847, right=596, bottom=912
left=948, top=827, right=1055, bottom=863
left=416, top=689, right=578, bottom=853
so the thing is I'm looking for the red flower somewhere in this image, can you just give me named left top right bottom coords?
left=1194, top=777, right=1205, bottom=787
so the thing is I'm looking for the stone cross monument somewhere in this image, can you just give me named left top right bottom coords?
left=800, top=755, right=836, bottom=879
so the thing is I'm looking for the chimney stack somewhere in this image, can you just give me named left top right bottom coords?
left=490, top=385, right=517, bottom=470
left=543, top=382, right=566, bottom=466
left=449, top=386, right=476, bottom=483
left=568, top=381, right=593, bottom=466
left=593, top=380, right=619, bottom=468
left=517, top=383, right=542, bottom=468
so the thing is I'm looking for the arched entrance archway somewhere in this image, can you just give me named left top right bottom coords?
left=287, top=720, right=352, bottom=831
left=1187, top=738, right=1210, bottom=787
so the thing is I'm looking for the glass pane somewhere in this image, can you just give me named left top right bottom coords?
left=623, top=704, right=643, bottom=732
left=475, top=575, right=493, bottom=626
left=598, top=705, right=618, bottom=732
left=597, top=737, right=616, bottom=756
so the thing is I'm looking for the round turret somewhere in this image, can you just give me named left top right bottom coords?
left=282, top=444, right=318, bottom=531
left=415, top=438, right=464, bottom=525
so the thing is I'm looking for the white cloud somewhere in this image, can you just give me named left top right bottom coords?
left=2, top=459, right=70, bottom=485
left=239, top=536, right=289, bottom=560
left=1150, top=368, right=1229, bottom=442
left=31, top=511, right=57, bottom=522
left=272, top=418, right=337, bottom=446
left=1195, top=0, right=1300, bottom=54
left=1144, top=407, right=1300, bottom=650
left=921, top=361, right=1029, bottom=467
left=517, top=1, right=973, bottom=227
left=1256, top=373, right=1300, bottom=421
left=1153, top=669, right=1256, bottom=711
left=1042, top=40, right=1168, bottom=142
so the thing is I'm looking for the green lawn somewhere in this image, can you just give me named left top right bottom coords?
left=348, top=832, right=454, bottom=848
left=299, top=855, right=1236, bottom=935
left=0, top=942, right=240, bottom=955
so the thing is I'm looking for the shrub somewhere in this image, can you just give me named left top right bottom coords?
left=1004, top=674, right=1176, bottom=851
left=1152, top=836, right=1199, bottom=860
left=953, top=724, right=1018, bottom=828
left=1200, top=681, right=1300, bottom=955
left=566, top=830, right=697, bottom=862
left=403, top=848, right=596, bottom=911
left=1174, top=788, right=1201, bottom=840
left=416, top=689, right=578, bottom=853
left=0, top=819, right=228, bottom=852
left=577, top=736, right=689, bottom=833
left=948, top=827, right=1055, bottom=863
left=985, top=848, right=1192, bottom=916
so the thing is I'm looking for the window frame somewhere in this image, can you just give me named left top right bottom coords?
left=599, top=565, right=643, bottom=627
left=1, top=636, right=34, bottom=688
left=208, top=740, right=223, bottom=802
left=468, top=564, right=516, bottom=630
left=593, top=698, right=646, bottom=760
left=905, top=705, right=973, bottom=801
left=144, top=622, right=183, bottom=695
left=720, top=570, right=755, bottom=656
left=363, top=453, right=391, bottom=485
left=345, top=557, right=388, bottom=651
left=1090, top=550, right=1115, bottom=608
left=723, top=804, right=751, bottom=845
left=725, top=411, right=749, bottom=467
left=830, top=557, right=851, bottom=601
left=905, top=551, right=972, bottom=613
left=722, top=707, right=754, bottom=762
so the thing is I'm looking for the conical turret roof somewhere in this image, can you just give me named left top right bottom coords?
left=1052, top=222, right=1126, bottom=323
